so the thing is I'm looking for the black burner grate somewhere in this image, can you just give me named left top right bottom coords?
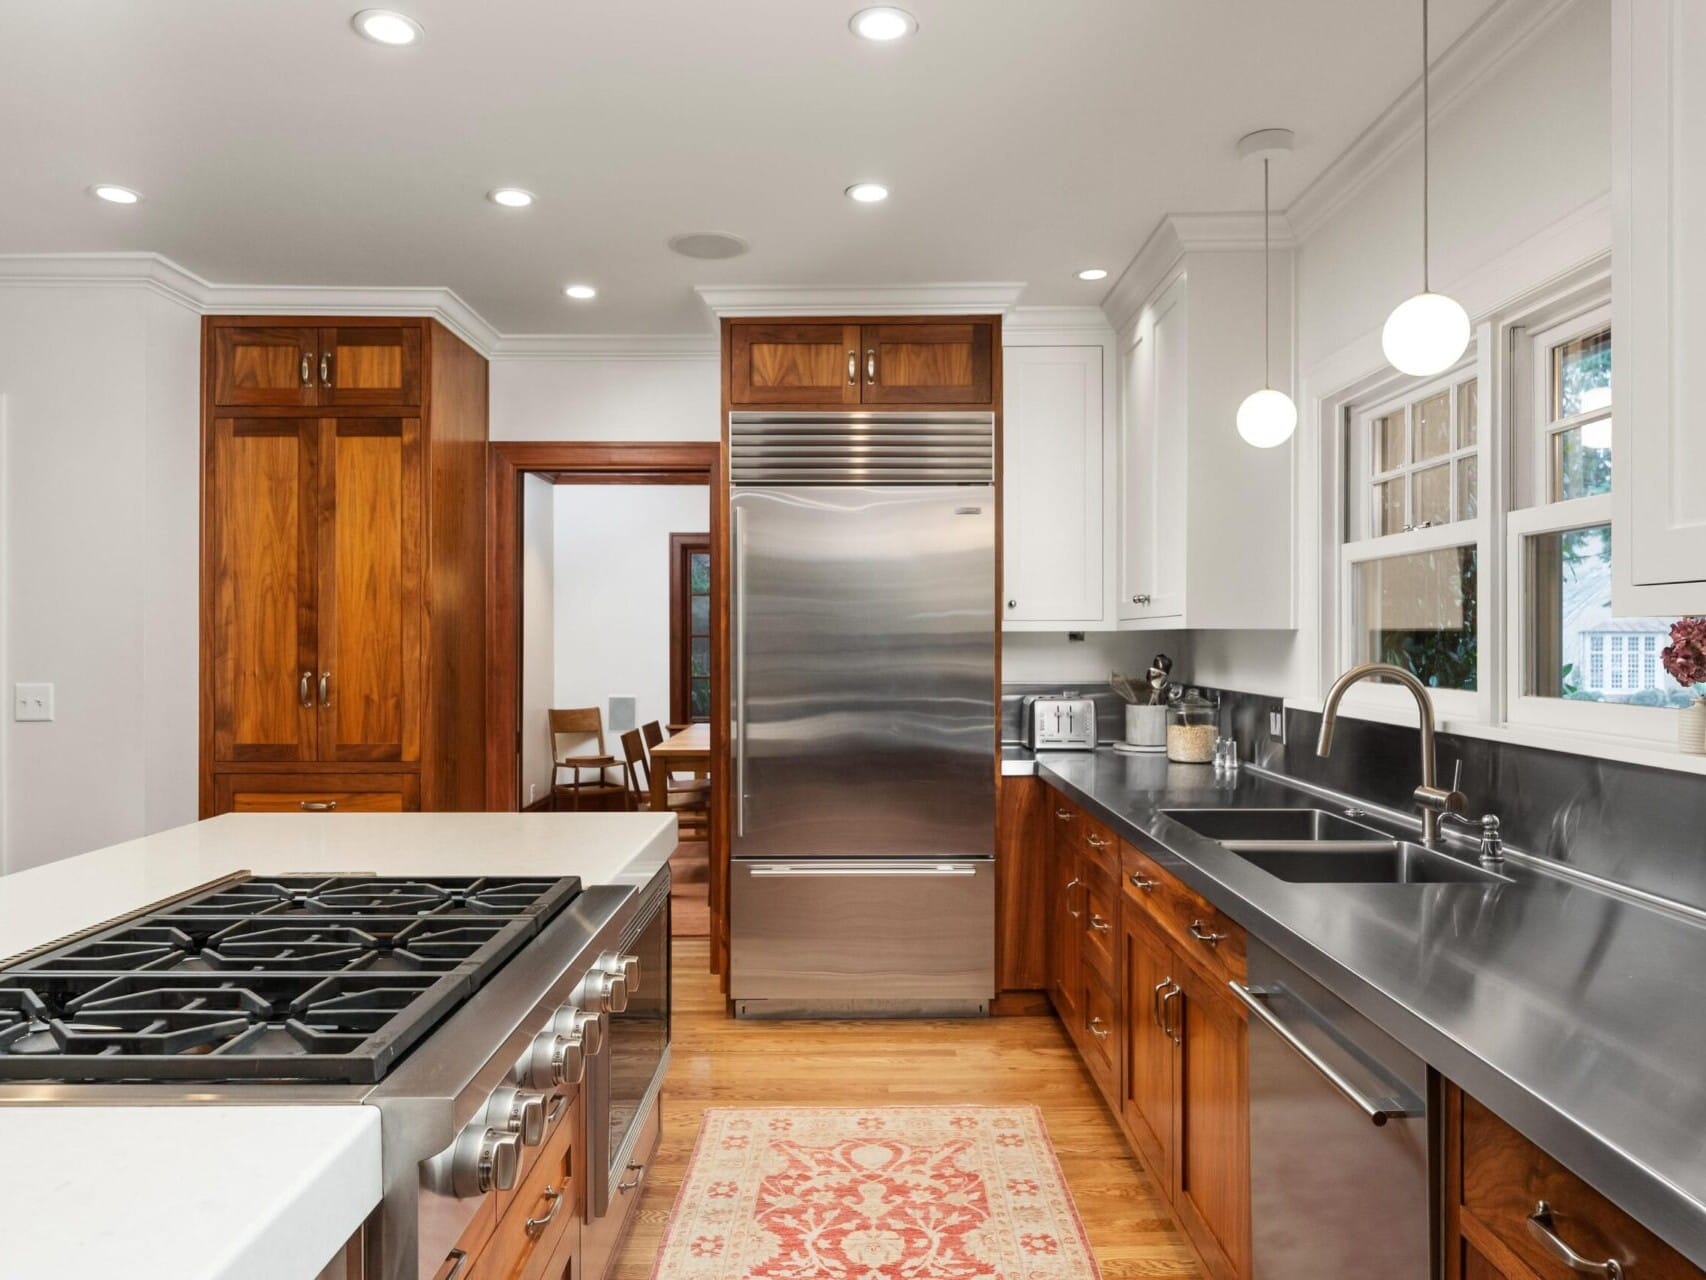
left=167, top=875, right=578, bottom=921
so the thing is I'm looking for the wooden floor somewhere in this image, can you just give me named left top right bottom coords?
left=666, top=841, right=708, bottom=939
left=610, top=939, right=1203, bottom=1278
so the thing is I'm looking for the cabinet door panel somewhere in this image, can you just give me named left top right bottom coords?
left=318, top=326, right=422, bottom=406
left=729, top=322, right=860, bottom=406
left=1078, top=971, right=1120, bottom=1100
left=861, top=323, right=994, bottom=405
left=208, top=419, right=318, bottom=762
left=317, top=418, right=422, bottom=762
left=1175, top=968, right=1250, bottom=1280
left=1003, top=346, right=1103, bottom=623
left=1118, top=283, right=1186, bottom=622
left=1121, top=916, right=1176, bottom=1177
left=212, top=327, right=318, bottom=408
left=1049, top=840, right=1081, bottom=1024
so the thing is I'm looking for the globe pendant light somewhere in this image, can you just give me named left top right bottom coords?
left=1236, top=129, right=1298, bottom=448
left=1383, top=0, right=1470, bottom=376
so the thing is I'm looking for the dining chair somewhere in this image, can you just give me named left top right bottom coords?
left=548, top=708, right=626, bottom=811
left=621, top=729, right=709, bottom=837
left=642, top=720, right=710, bottom=797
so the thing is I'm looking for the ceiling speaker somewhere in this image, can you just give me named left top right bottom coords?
left=668, top=232, right=750, bottom=260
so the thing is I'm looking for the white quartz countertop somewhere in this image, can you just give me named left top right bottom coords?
left=0, top=1104, right=381, bottom=1279
left=0, top=809, right=677, bottom=960
left=0, top=810, right=676, bottom=1278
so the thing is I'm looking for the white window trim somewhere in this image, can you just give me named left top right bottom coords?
left=1517, top=304, right=1613, bottom=510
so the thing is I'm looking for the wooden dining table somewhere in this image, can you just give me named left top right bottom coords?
left=649, top=722, right=711, bottom=815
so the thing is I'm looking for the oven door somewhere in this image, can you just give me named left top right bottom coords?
left=589, top=878, right=671, bottom=1220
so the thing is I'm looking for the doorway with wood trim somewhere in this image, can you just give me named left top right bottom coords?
left=487, top=441, right=726, bottom=952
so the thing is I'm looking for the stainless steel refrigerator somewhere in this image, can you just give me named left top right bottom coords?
left=728, top=411, right=997, bottom=1017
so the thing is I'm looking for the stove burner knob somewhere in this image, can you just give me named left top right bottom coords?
left=451, top=1125, right=521, bottom=1198
left=521, top=1031, right=577, bottom=1090
left=486, top=1086, right=547, bottom=1147
left=598, top=950, right=642, bottom=995
left=552, top=1006, right=605, bottom=1059
left=572, top=968, right=627, bottom=1015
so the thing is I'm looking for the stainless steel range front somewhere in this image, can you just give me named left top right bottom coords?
left=0, top=866, right=673, bottom=1279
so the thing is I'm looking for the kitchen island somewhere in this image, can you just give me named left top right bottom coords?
left=0, top=811, right=676, bottom=1280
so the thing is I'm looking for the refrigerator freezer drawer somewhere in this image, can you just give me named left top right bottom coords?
left=730, top=859, right=994, bottom=1014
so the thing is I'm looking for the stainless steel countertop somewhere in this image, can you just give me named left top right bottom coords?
left=1036, top=750, right=1706, bottom=1267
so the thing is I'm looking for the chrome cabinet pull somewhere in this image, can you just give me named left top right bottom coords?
left=299, top=352, right=313, bottom=386
left=847, top=349, right=857, bottom=385
left=525, top=1185, right=565, bottom=1237
left=732, top=504, right=748, bottom=838
left=1132, top=593, right=1152, bottom=606
left=1088, top=1016, right=1110, bottom=1040
left=299, top=671, right=313, bottom=709
left=319, top=671, right=332, bottom=707
left=300, top=800, right=337, bottom=812
left=1526, top=1202, right=1624, bottom=1278
left=320, top=351, right=332, bottom=387
left=1055, top=808, right=1074, bottom=821
left=1151, top=978, right=1171, bottom=1033
left=1187, top=919, right=1228, bottom=946
left=1229, top=982, right=1419, bottom=1125
left=1088, top=912, right=1111, bottom=933
left=617, top=1160, right=645, bottom=1192
left=1063, top=877, right=1082, bottom=919
left=1130, top=872, right=1157, bottom=892
left=865, top=348, right=877, bottom=383
left=1085, top=833, right=1110, bottom=849
left=1159, top=982, right=1182, bottom=1043
left=433, top=1248, right=468, bottom=1280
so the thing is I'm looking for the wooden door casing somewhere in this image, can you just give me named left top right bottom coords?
left=860, top=322, right=994, bottom=405
left=728, top=322, right=860, bottom=406
left=207, top=419, right=319, bottom=763
left=211, top=326, right=319, bottom=408
left=1173, top=964, right=1251, bottom=1280
left=318, top=325, right=422, bottom=407
left=316, top=417, right=422, bottom=763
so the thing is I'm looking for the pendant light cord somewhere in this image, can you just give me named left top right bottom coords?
left=1263, top=156, right=1271, bottom=389
left=1421, top=0, right=1431, bottom=293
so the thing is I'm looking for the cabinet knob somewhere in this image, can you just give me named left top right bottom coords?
left=1132, top=593, right=1152, bottom=606
left=1007, top=598, right=1017, bottom=609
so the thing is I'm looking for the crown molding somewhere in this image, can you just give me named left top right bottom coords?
left=488, top=333, right=719, bottom=362
left=1100, top=213, right=1293, bottom=336
left=0, top=252, right=208, bottom=312
left=694, top=282, right=1027, bottom=319
left=1285, top=0, right=1582, bottom=242
left=1001, top=306, right=1114, bottom=344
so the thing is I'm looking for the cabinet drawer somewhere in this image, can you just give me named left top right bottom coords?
left=473, top=1094, right=580, bottom=1280
left=1079, top=866, right=1118, bottom=988
left=1457, top=1091, right=1700, bottom=1280
left=1078, top=972, right=1120, bottom=1098
left=211, top=772, right=420, bottom=814
left=1122, top=842, right=1246, bottom=985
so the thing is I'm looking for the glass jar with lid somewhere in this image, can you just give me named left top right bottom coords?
left=1167, top=691, right=1218, bottom=763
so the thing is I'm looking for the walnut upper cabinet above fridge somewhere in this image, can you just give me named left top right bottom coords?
left=211, top=324, right=422, bottom=409
left=726, top=318, right=998, bottom=409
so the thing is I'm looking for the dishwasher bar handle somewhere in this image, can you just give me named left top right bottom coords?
left=748, top=863, right=981, bottom=877
left=1229, top=981, right=1420, bottom=1127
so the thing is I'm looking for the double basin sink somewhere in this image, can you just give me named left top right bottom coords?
left=1161, top=808, right=1508, bottom=885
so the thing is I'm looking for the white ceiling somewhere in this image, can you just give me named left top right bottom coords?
left=0, top=0, right=1497, bottom=335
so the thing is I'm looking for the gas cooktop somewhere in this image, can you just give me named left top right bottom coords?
left=0, top=874, right=581, bottom=1084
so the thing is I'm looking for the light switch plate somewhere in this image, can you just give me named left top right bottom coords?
left=1269, top=706, right=1285, bottom=743
left=14, top=683, right=54, bottom=722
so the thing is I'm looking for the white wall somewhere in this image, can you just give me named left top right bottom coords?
left=519, top=474, right=556, bottom=808
left=1191, top=0, right=1611, bottom=704
left=0, top=285, right=200, bottom=873
left=552, top=484, right=710, bottom=744
left=1003, top=631, right=1189, bottom=685
left=490, top=357, right=719, bottom=442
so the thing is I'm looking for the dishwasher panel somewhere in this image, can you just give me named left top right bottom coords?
left=1238, top=941, right=1433, bottom=1278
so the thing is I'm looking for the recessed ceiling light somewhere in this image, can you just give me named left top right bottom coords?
left=487, top=188, right=535, bottom=208
left=351, top=9, right=422, bottom=45
left=564, top=284, right=598, bottom=300
left=849, top=6, right=918, bottom=41
left=846, top=183, right=890, bottom=204
left=1076, top=268, right=1109, bottom=282
left=90, top=184, right=142, bottom=205
left=668, top=232, right=751, bottom=260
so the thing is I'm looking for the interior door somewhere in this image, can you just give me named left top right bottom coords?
left=315, top=417, right=422, bottom=763
left=317, top=325, right=422, bottom=407
left=207, top=418, right=319, bottom=762
left=211, top=326, right=319, bottom=408
left=731, top=485, right=995, bottom=860
left=860, top=322, right=994, bottom=405
left=1121, top=915, right=1177, bottom=1176
left=728, top=322, right=861, bottom=406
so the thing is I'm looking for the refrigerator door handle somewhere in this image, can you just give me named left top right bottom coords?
left=747, top=862, right=983, bottom=877
left=732, top=503, right=748, bottom=838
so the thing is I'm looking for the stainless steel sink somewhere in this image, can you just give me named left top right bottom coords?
left=1160, top=808, right=1510, bottom=885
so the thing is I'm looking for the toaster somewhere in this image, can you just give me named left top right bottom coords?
left=1028, top=697, right=1098, bottom=751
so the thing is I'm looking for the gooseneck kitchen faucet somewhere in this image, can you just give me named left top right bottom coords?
left=1317, top=662, right=1466, bottom=846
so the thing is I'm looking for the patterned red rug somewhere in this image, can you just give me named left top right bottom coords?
left=652, top=1106, right=1102, bottom=1279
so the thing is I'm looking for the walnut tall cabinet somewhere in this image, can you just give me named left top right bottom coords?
left=199, top=317, right=488, bottom=816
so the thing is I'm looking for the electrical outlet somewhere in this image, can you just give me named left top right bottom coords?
left=1269, top=706, right=1286, bottom=743
left=14, top=683, right=54, bottom=722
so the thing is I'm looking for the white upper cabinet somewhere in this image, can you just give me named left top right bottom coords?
left=1612, top=0, right=1706, bottom=614
left=1002, top=344, right=1107, bottom=628
left=1116, top=246, right=1294, bottom=631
